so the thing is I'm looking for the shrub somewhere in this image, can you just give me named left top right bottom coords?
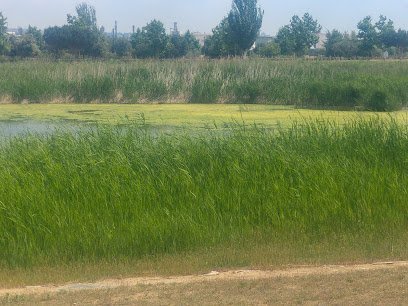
left=365, top=91, right=389, bottom=112
left=233, top=81, right=261, bottom=104
left=304, top=82, right=361, bottom=108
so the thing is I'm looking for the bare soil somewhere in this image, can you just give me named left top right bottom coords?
left=1, top=261, right=407, bottom=305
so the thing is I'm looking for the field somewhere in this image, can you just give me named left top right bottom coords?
left=1, top=59, right=408, bottom=300
left=0, top=102, right=408, bottom=289
left=1, top=59, right=408, bottom=110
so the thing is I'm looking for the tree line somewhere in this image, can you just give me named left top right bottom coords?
left=1, top=0, right=408, bottom=59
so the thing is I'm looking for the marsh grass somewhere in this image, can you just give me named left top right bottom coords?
left=0, top=118, right=407, bottom=268
left=1, top=59, right=408, bottom=109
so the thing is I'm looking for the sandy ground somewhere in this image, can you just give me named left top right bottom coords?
left=1, top=261, right=407, bottom=305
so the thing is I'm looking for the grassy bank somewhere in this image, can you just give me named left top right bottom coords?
left=0, top=118, right=407, bottom=271
left=1, top=59, right=408, bottom=109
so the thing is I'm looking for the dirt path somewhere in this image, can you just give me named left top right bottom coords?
left=1, top=261, right=407, bottom=298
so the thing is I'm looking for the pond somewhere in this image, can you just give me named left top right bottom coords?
left=0, top=120, right=262, bottom=140
left=0, top=120, right=86, bottom=138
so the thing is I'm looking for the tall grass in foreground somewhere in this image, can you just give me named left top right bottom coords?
left=0, top=59, right=408, bottom=109
left=0, top=118, right=408, bottom=268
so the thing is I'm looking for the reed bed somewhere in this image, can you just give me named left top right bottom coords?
left=0, top=118, right=407, bottom=268
left=0, top=59, right=408, bottom=110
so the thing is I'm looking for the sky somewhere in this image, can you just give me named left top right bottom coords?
left=2, top=0, right=408, bottom=35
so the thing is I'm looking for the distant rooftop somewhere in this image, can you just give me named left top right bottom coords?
left=6, top=27, right=26, bottom=36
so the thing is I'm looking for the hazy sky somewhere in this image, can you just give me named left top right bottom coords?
left=2, top=0, right=408, bottom=35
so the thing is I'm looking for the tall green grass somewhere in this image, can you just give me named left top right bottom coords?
left=0, top=118, right=407, bottom=268
left=0, top=59, right=408, bottom=109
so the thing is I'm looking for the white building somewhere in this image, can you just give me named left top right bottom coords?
left=6, top=28, right=24, bottom=36
left=192, top=32, right=210, bottom=47
left=315, top=32, right=327, bottom=49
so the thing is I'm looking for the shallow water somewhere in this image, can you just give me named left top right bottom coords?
left=0, top=120, right=84, bottom=138
left=0, top=120, right=265, bottom=141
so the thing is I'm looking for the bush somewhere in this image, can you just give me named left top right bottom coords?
left=365, top=91, right=389, bottom=112
left=304, top=82, right=361, bottom=109
left=233, top=81, right=261, bottom=103
left=255, top=42, right=281, bottom=58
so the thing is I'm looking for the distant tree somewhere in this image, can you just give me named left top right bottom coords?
left=130, top=28, right=149, bottom=58
left=227, top=0, right=263, bottom=55
left=9, top=35, right=41, bottom=57
left=26, top=26, right=45, bottom=50
left=44, top=2, right=106, bottom=57
left=166, top=34, right=186, bottom=58
left=68, top=3, right=106, bottom=57
left=338, top=32, right=360, bottom=58
left=325, top=30, right=360, bottom=58
left=325, top=30, right=345, bottom=57
left=202, top=18, right=232, bottom=58
left=0, top=12, right=7, bottom=35
left=165, top=31, right=201, bottom=58
left=275, top=25, right=295, bottom=55
left=276, top=13, right=321, bottom=56
left=44, top=25, right=72, bottom=54
left=254, top=41, right=280, bottom=57
left=67, top=2, right=97, bottom=29
left=292, top=13, right=322, bottom=55
left=203, top=0, right=263, bottom=57
left=131, top=20, right=168, bottom=58
left=395, top=29, right=408, bottom=54
left=182, top=31, right=201, bottom=56
left=375, top=15, right=397, bottom=48
left=0, top=12, right=10, bottom=55
left=357, top=16, right=377, bottom=56
left=164, top=37, right=178, bottom=58
left=112, top=36, right=132, bottom=57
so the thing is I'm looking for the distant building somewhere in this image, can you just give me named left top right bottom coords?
left=170, top=22, right=180, bottom=36
left=6, top=28, right=24, bottom=36
left=315, top=32, right=327, bottom=49
left=192, top=32, right=210, bottom=47
left=255, top=35, right=274, bottom=47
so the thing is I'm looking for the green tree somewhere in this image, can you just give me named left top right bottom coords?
left=291, top=13, right=321, bottom=55
left=325, top=30, right=344, bottom=57
left=68, top=3, right=106, bottom=57
left=112, top=37, right=132, bottom=57
left=275, top=25, right=295, bottom=55
left=44, top=3, right=106, bottom=57
left=254, top=41, right=280, bottom=57
left=227, top=0, right=263, bottom=55
left=44, top=25, right=72, bottom=55
left=26, top=26, right=45, bottom=50
left=395, top=29, right=408, bottom=54
left=165, top=31, right=201, bottom=58
left=182, top=31, right=201, bottom=56
left=375, top=15, right=397, bottom=48
left=203, top=18, right=232, bottom=58
left=276, top=13, right=321, bottom=56
left=131, top=20, right=168, bottom=58
left=357, top=16, right=377, bottom=56
left=9, top=35, right=41, bottom=57
left=0, top=12, right=10, bottom=55
left=130, top=28, right=149, bottom=58
left=325, top=31, right=360, bottom=58
left=67, top=2, right=97, bottom=29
